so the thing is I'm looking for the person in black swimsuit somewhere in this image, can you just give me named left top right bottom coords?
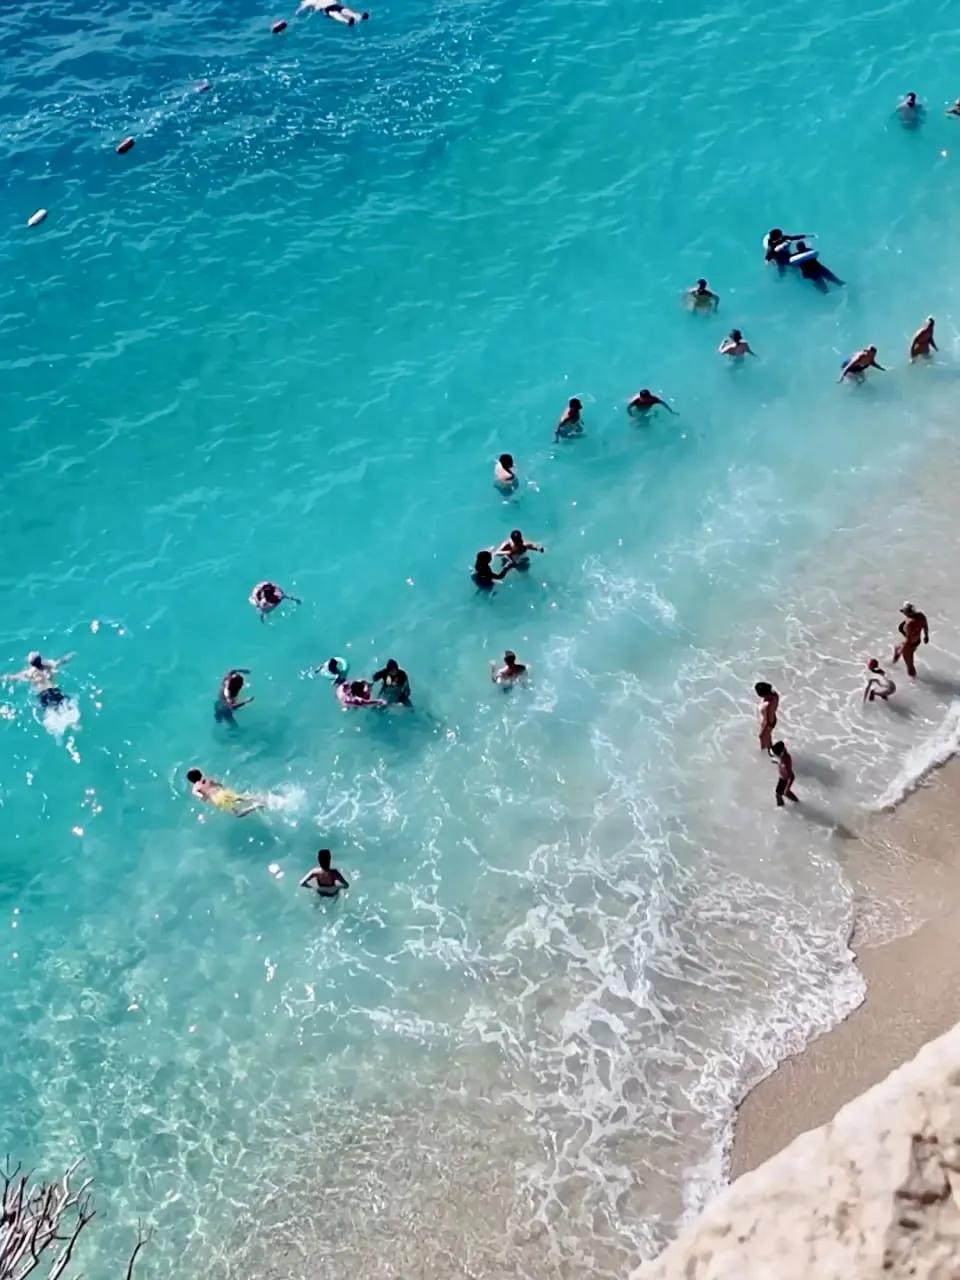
left=300, top=849, right=350, bottom=897
left=371, top=659, right=412, bottom=706
left=472, top=550, right=514, bottom=591
left=215, top=668, right=254, bottom=723
left=2, top=651, right=75, bottom=707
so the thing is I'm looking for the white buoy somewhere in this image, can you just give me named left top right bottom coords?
left=27, top=208, right=48, bottom=227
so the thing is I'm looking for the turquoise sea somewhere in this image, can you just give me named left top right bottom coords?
left=4, top=0, right=960, bottom=1273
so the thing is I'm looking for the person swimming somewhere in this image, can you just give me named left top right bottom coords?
left=839, top=346, right=885, bottom=383
left=910, top=316, right=937, bottom=361
left=789, top=240, right=844, bottom=291
left=627, top=388, right=676, bottom=416
left=2, top=651, right=75, bottom=708
left=472, top=549, right=514, bottom=591
left=497, top=529, right=544, bottom=570
left=300, top=848, right=350, bottom=896
left=335, top=677, right=386, bottom=708
left=250, top=581, right=301, bottom=621
left=490, top=650, right=528, bottom=686
left=555, top=397, right=584, bottom=440
left=371, top=658, right=412, bottom=706
left=215, top=668, right=254, bottom=723
left=719, top=329, right=757, bottom=359
left=494, top=453, right=518, bottom=492
left=299, top=0, right=369, bottom=22
left=185, top=768, right=263, bottom=817
left=687, top=278, right=719, bottom=310
left=948, top=98, right=960, bottom=118
left=897, top=91, right=924, bottom=125
left=863, top=658, right=896, bottom=703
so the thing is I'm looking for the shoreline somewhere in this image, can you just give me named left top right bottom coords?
left=731, top=761, right=960, bottom=1177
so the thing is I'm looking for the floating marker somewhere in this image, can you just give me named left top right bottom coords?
left=116, top=136, right=136, bottom=154
left=27, top=208, right=48, bottom=227
left=272, top=19, right=287, bottom=32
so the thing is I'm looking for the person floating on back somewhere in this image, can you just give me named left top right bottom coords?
left=300, top=848, right=350, bottom=897
left=754, top=682, right=780, bottom=754
left=186, top=768, right=264, bottom=817
left=555, top=397, right=584, bottom=440
left=627, top=388, right=676, bottom=417
left=892, top=601, right=929, bottom=678
left=687, top=278, right=719, bottom=311
left=250, top=580, right=301, bottom=621
left=371, top=658, right=412, bottom=706
left=299, top=0, right=369, bottom=23
left=494, top=453, right=518, bottom=493
left=472, top=549, right=513, bottom=592
left=215, top=668, right=254, bottom=723
left=2, top=651, right=75, bottom=708
left=719, top=329, right=756, bottom=359
left=863, top=658, right=896, bottom=703
left=490, top=650, right=528, bottom=686
left=910, top=316, right=937, bottom=361
left=770, top=741, right=799, bottom=808
left=839, top=346, right=885, bottom=383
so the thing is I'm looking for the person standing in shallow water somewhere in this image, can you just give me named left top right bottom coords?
left=627, top=388, right=676, bottom=417
left=494, top=453, right=518, bottom=492
left=839, top=346, right=885, bottom=383
left=687, top=278, right=719, bottom=310
left=770, top=741, right=799, bottom=808
left=719, top=329, right=756, bottom=359
left=555, top=398, right=584, bottom=440
left=472, top=549, right=514, bottom=591
left=910, top=317, right=937, bottom=361
left=215, top=668, right=254, bottom=723
left=754, top=682, right=779, bottom=754
left=892, top=601, right=929, bottom=678
left=300, top=849, right=349, bottom=897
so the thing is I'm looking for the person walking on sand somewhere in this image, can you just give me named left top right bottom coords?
left=754, top=682, right=780, bottom=754
left=839, top=346, right=885, bottom=383
left=770, top=741, right=799, bottom=808
left=892, top=601, right=929, bottom=678
left=910, top=317, right=938, bottom=361
left=719, top=329, right=757, bottom=359
left=863, top=658, right=896, bottom=703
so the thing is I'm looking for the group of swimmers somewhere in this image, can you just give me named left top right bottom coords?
left=752, top=602, right=930, bottom=807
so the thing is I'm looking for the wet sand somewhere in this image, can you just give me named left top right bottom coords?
left=732, top=763, right=960, bottom=1177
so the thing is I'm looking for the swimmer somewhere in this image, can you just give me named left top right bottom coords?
left=897, top=91, right=924, bottom=125
left=215, top=668, right=253, bottom=723
left=300, top=848, right=350, bottom=896
left=497, top=529, right=545, bottom=569
left=371, top=658, right=412, bottom=706
left=2, top=651, right=75, bottom=708
left=334, top=677, right=386, bottom=709
left=790, top=240, right=844, bottom=291
left=754, top=682, right=780, bottom=755
left=892, top=601, right=929, bottom=678
left=185, top=767, right=263, bottom=817
left=627, top=388, right=676, bottom=416
left=299, top=0, right=369, bottom=22
left=910, top=316, right=938, bottom=361
left=472, top=549, right=514, bottom=591
left=250, top=580, right=301, bottom=621
left=490, top=650, right=528, bottom=685
left=687, top=278, right=719, bottom=311
left=838, top=346, right=885, bottom=383
left=494, top=453, right=518, bottom=492
left=863, top=658, right=896, bottom=703
left=764, top=228, right=813, bottom=271
left=947, top=99, right=960, bottom=117
left=770, top=741, right=799, bottom=808
left=555, top=397, right=584, bottom=440
left=719, top=329, right=757, bottom=359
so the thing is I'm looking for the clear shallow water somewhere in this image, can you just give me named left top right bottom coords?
left=3, top=0, right=960, bottom=1272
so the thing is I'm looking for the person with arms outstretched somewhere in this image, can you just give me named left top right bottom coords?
left=2, top=651, right=75, bottom=708
left=628, top=388, right=676, bottom=416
